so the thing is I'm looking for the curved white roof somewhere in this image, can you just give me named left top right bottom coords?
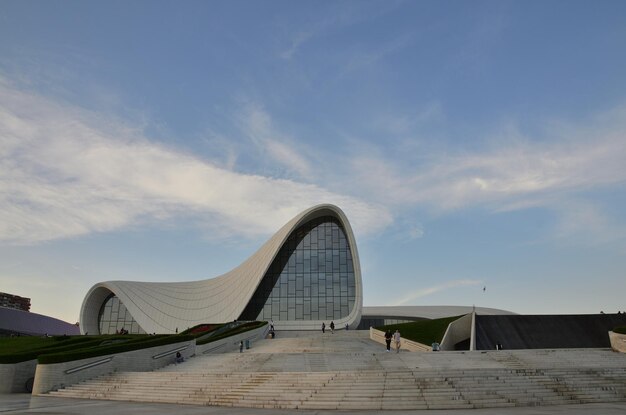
left=362, top=305, right=516, bottom=320
left=80, top=204, right=363, bottom=334
left=0, top=307, right=80, bottom=336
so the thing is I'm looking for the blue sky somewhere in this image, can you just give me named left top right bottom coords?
left=1, top=1, right=625, bottom=324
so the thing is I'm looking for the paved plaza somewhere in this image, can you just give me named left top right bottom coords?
left=3, top=330, right=626, bottom=413
left=2, top=394, right=626, bottom=415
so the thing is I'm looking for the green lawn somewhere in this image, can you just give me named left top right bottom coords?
left=0, top=336, right=59, bottom=354
left=0, top=334, right=186, bottom=364
left=0, top=321, right=266, bottom=364
left=376, top=315, right=465, bottom=345
left=614, top=326, right=626, bottom=335
left=0, top=335, right=96, bottom=363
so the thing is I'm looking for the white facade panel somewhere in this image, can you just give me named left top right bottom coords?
left=80, top=204, right=363, bottom=334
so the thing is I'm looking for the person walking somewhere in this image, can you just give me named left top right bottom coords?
left=393, top=329, right=401, bottom=353
left=330, top=321, right=335, bottom=334
left=322, top=322, right=326, bottom=334
left=384, top=330, right=392, bottom=352
left=239, top=340, right=244, bottom=353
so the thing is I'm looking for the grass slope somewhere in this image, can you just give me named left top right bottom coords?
left=0, top=334, right=192, bottom=364
left=1, top=321, right=266, bottom=364
left=376, top=315, right=464, bottom=345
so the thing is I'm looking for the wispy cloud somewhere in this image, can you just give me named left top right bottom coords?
left=0, top=78, right=392, bottom=245
left=342, top=107, right=626, bottom=245
left=241, top=104, right=313, bottom=179
left=336, top=32, right=414, bottom=79
left=280, top=31, right=315, bottom=60
left=350, top=126, right=626, bottom=209
left=394, top=279, right=483, bottom=305
left=278, top=1, right=405, bottom=61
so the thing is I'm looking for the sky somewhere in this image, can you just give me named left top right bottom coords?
left=1, top=1, right=625, bottom=324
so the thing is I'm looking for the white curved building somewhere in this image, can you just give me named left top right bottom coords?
left=80, top=204, right=363, bottom=334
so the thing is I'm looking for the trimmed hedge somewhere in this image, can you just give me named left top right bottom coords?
left=197, top=321, right=267, bottom=345
left=376, top=315, right=464, bottom=345
left=38, top=334, right=194, bottom=364
left=614, top=326, right=626, bottom=335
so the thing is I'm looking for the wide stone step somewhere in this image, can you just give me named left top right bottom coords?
left=47, top=347, right=626, bottom=411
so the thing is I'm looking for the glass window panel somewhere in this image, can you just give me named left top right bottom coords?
left=304, top=232, right=310, bottom=248
left=241, top=216, right=356, bottom=322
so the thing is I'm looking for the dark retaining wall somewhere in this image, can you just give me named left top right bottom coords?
left=475, top=314, right=626, bottom=350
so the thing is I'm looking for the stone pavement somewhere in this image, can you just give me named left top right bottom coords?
left=2, top=394, right=626, bottom=415
left=8, top=330, right=626, bottom=412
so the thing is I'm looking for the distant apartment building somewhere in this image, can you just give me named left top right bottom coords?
left=0, top=292, right=31, bottom=312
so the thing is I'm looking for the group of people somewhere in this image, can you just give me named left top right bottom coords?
left=319, top=321, right=353, bottom=334
left=384, top=329, right=402, bottom=353
left=321, top=321, right=335, bottom=333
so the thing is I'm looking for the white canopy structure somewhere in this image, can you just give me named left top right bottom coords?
left=80, top=204, right=363, bottom=334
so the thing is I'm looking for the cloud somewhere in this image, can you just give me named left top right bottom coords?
left=341, top=106, right=626, bottom=246
left=280, top=31, right=315, bottom=60
left=241, top=105, right=313, bottom=179
left=393, top=279, right=483, bottom=305
left=336, top=32, right=414, bottom=79
left=351, top=126, right=626, bottom=210
left=278, top=2, right=405, bottom=61
left=550, top=199, right=626, bottom=247
left=407, top=224, right=425, bottom=240
left=0, top=79, right=392, bottom=245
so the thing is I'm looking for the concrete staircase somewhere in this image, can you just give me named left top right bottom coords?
left=46, top=331, right=626, bottom=410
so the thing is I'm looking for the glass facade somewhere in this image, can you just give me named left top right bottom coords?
left=239, top=216, right=356, bottom=321
left=98, top=294, right=146, bottom=334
